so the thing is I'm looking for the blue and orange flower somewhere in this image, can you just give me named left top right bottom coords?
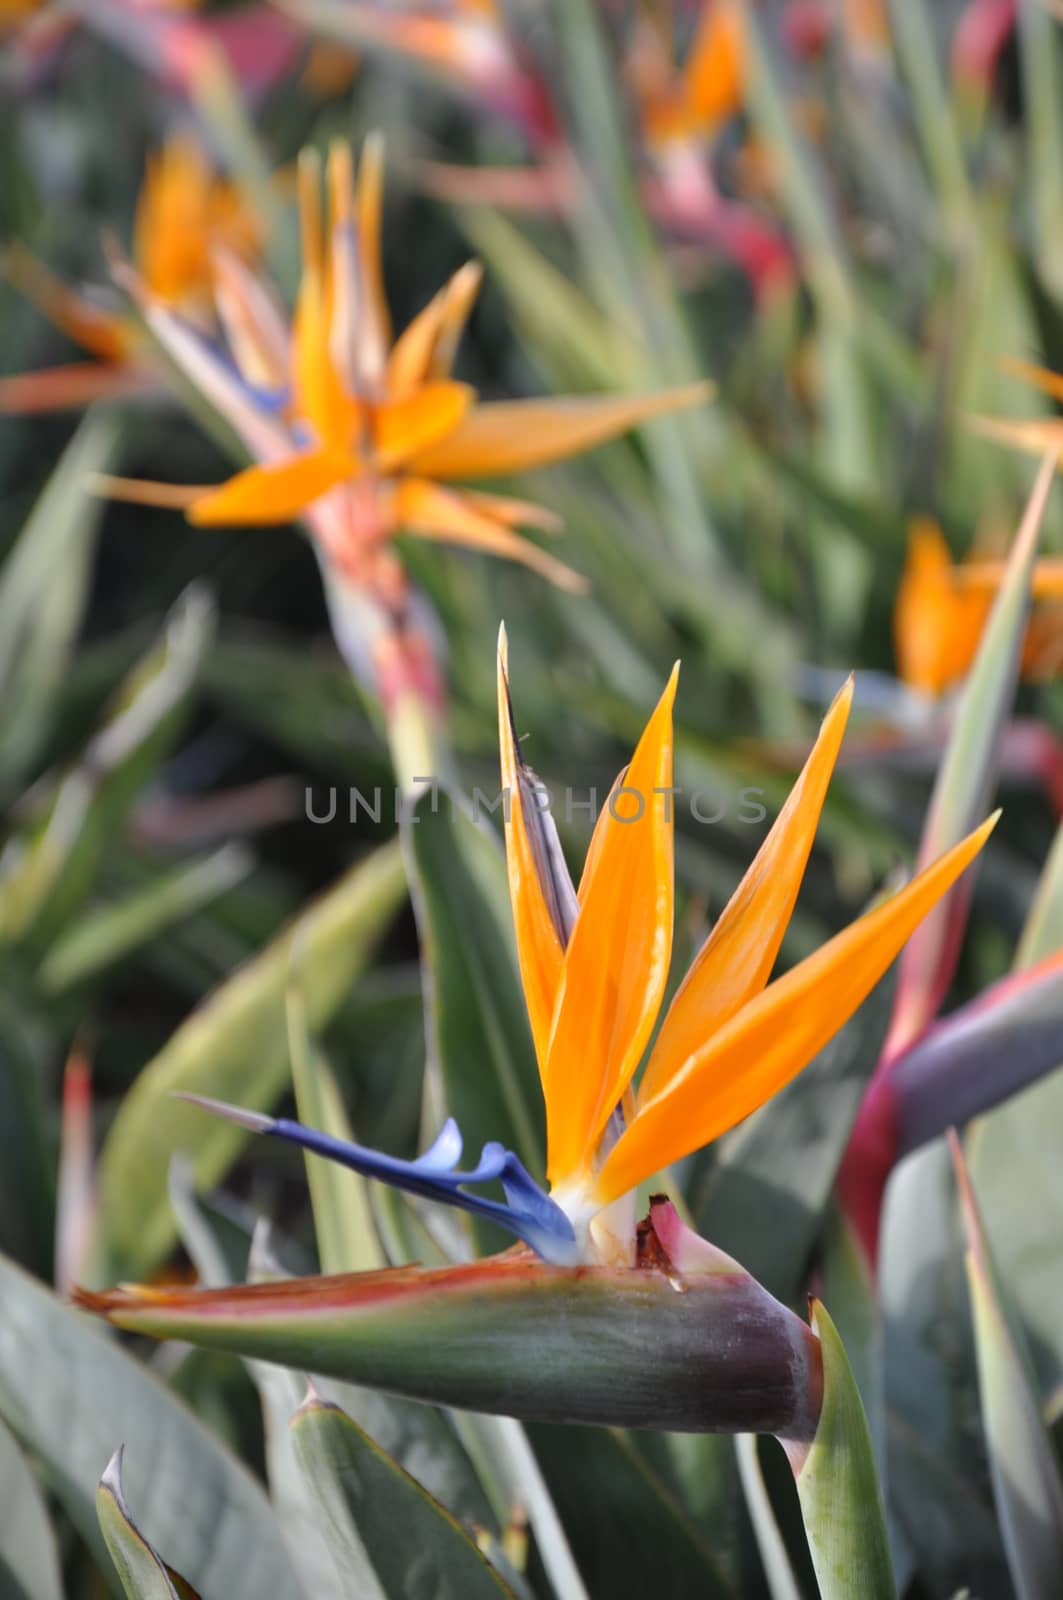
left=165, top=631, right=993, bottom=1267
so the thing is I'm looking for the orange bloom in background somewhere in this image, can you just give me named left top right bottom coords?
left=107, top=137, right=709, bottom=590
left=634, top=0, right=746, bottom=150
left=131, top=136, right=262, bottom=313
left=1, top=133, right=261, bottom=412
left=895, top=517, right=1063, bottom=697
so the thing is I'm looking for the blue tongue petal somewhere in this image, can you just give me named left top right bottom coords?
left=175, top=1093, right=579, bottom=1264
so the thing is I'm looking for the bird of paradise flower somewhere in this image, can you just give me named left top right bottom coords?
left=81, top=630, right=995, bottom=1275
left=99, top=136, right=708, bottom=595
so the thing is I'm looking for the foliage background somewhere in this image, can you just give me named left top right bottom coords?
left=3, top=1, right=1063, bottom=1597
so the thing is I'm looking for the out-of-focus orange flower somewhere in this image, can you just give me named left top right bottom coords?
left=894, top=518, right=1063, bottom=697
left=0, top=0, right=198, bottom=28
left=633, top=0, right=746, bottom=149
left=300, top=38, right=360, bottom=96
left=132, top=136, right=262, bottom=312
left=1, top=134, right=262, bottom=412
left=842, top=0, right=891, bottom=53
left=111, top=138, right=709, bottom=592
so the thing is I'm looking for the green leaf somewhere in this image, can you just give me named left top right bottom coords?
left=242, top=1224, right=496, bottom=1599
left=793, top=1301, right=897, bottom=1600
left=968, top=821, right=1063, bottom=1392
left=735, top=1434, right=802, bottom=1600
left=0, top=585, right=215, bottom=953
left=529, top=1423, right=736, bottom=1600
left=0, top=1412, right=64, bottom=1600
left=240, top=1234, right=357, bottom=1600
left=819, top=1208, right=884, bottom=1475
left=96, top=1448, right=198, bottom=1600
left=1017, top=0, right=1063, bottom=299
left=286, top=978, right=384, bottom=1275
left=878, top=1142, right=1005, bottom=1590
left=290, top=1392, right=517, bottom=1599
left=0, top=984, right=55, bottom=1274
left=94, top=839, right=407, bottom=1278
left=886, top=0, right=975, bottom=233
left=888, top=450, right=1058, bottom=1053
left=886, top=1411, right=1011, bottom=1598
left=203, top=635, right=381, bottom=784
left=402, top=791, right=545, bottom=1197
left=38, top=843, right=253, bottom=994
left=0, top=412, right=114, bottom=789
left=451, top=1414, right=589, bottom=1600
left=0, top=1251, right=301, bottom=1599
left=1016, top=821, right=1063, bottom=969
left=952, top=1133, right=1063, bottom=1599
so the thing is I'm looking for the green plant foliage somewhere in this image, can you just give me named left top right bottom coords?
left=5, top=2, right=1063, bottom=1593
left=290, top=1393, right=517, bottom=1599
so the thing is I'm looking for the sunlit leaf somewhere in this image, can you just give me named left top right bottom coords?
left=0, top=413, right=114, bottom=789
left=0, top=1252, right=300, bottom=1598
left=96, top=1447, right=200, bottom=1600
left=792, top=1301, right=896, bottom=1600
left=0, top=1413, right=63, bottom=1600
left=290, top=1392, right=517, bottom=1599
left=95, top=840, right=407, bottom=1278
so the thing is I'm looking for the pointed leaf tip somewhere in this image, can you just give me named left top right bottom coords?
left=794, top=1300, right=896, bottom=1598
left=171, top=1093, right=273, bottom=1133
left=100, top=1445, right=126, bottom=1499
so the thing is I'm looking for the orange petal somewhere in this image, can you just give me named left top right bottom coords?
left=407, top=383, right=713, bottom=480
left=683, top=0, right=745, bottom=129
left=965, top=413, right=1063, bottom=462
left=90, top=475, right=215, bottom=509
left=639, top=676, right=853, bottom=1106
left=331, top=8, right=478, bottom=74
left=294, top=149, right=351, bottom=450
left=595, top=815, right=998, bottom=1205
left=575, top=770, right=622, bottom=905
left=133, top=135, right=213, bottom=306
left=458, top=488, right=562, bottom=533
left=543, top=667, right=678, bottom=1187
left=387, top=261, right=483, bottom=398
left=425, top=259, right=483, bottom=382
left=955, top=559, right=1063, bottom=600
left=3, top=242, right=133, bottom=362
left=373, top=382, right=473, bottom=470
left=327, top=139, right=363, bottom=393
left=357, top=132, right=392, bottom=354
left=998, top=355, right=1063, bottom=404
left=186, top=450, right=353, bottom=526
left=893, top=520, right=987, bottom=696
left=293, top=269, right=354, bottom=450
left=496, top=627, right=566, bottom=1077
left=212, top=247, right=289, bottom=392
left=394, top=480, right=587, bottom=590
left=0, top=361, right=155, bottom=415
left=1022, top=606, right=1063, bottom=679
left=297, top=145, right=324, bottom=279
